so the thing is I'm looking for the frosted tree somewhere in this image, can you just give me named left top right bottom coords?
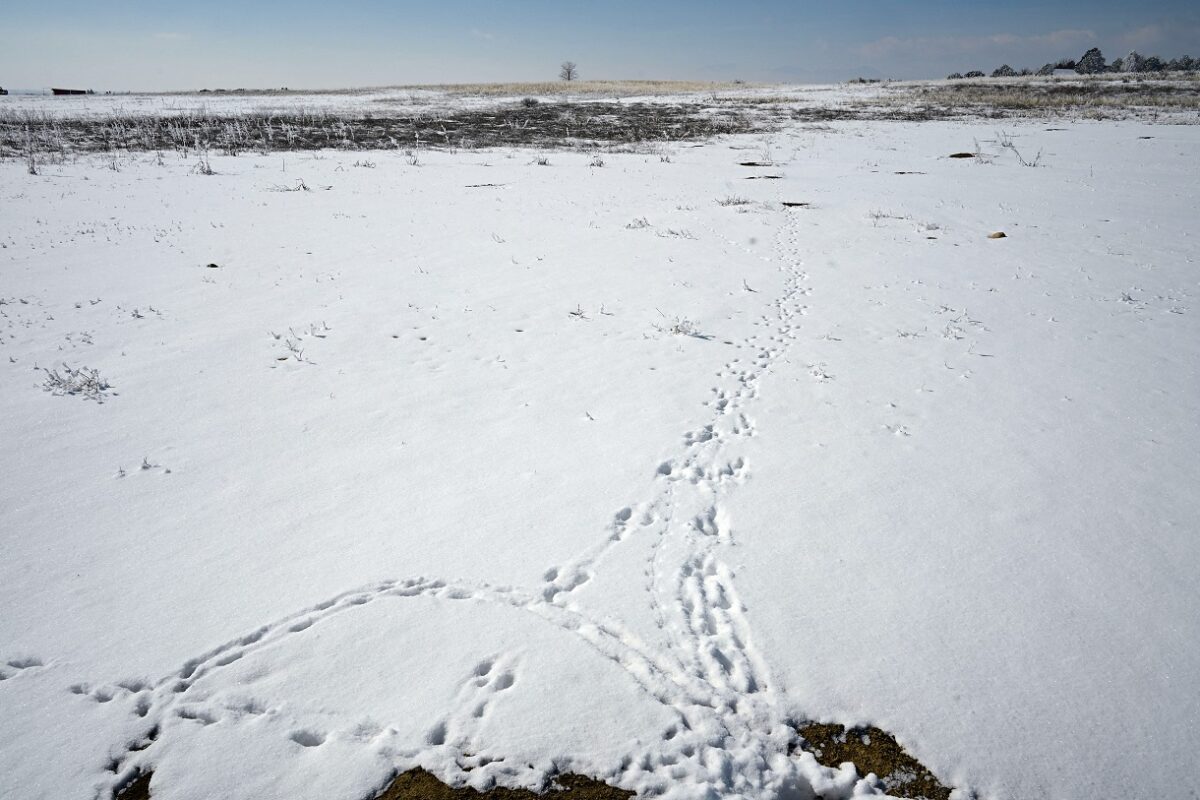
left=559, top=61, right=578, bottom=82
left=1075, top=48, right=1106, bottom=74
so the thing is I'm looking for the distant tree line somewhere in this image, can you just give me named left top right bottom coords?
left=947, top=48, right=1197, bottom=80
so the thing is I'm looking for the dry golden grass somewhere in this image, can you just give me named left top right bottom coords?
left=889, top=75, right=1200, bottom=113
left=711, top=94, right=806, bottom=105
left=398, top=80, right=753, bottom=97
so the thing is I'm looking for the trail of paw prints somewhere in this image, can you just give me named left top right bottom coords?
left=87, top=200, right=823, bottom=799
left=675, top=553, right=770, bottom=698
left=656, top=455, right=748, bottom=492
left=637, top=208, right=808, bottom=696
left=709, top=287, right=806, bottom=439
left=85, top=568, right=734, bottom=799
left=644, top=482, right=771, bottom=704
left=595, top=208, right=817, bottom=795
left=75, top=580, right=468, bottom=774
left=68, top=677, right=154, bottom=716
left=538, top=210, right=806, bottom=625
left=424, top=653, right=520, bottom=757
left=539, top=498, right=664, bottom=605
left=599, top=214, right=819, bottom=795
left=606, top=534, right=795, bottom=799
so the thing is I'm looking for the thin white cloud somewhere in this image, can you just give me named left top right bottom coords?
left=1116, top=25, right=1164, bottom=51
left=1027, top=29, right=1098, bottom=50
left=469, top=28, right=495, bottom=41
left=855, top=29, right=1095, bottom=60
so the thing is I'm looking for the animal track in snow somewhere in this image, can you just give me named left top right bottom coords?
left=290, top=729, right=326, bottom=747
left=730, top=413, right=755, bottom=436
left=9, top=656, right=43, bottom=668
left=176, top=706, right=218, bottom=725
left=4, top=656, right=44, bottom=679
left=84, top=200, right=824, bottom=800
left=684, top=425, right=717, bottom=446
left=426, top=654, right=521, bottom=755
left=542, top=566, right=592, bottom=601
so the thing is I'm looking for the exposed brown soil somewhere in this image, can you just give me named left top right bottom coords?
left=111, top=768, right=633, bottom=800
left=114, top=771, right=152, bottom=800
left=794, top=723, right=952, bottom=800
left=376, top=769, right=634, bottom=800
left=113, top=729, right=954, bottom=800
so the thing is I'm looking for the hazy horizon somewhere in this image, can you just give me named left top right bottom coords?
left=1, top=0, right=1198, bottom=93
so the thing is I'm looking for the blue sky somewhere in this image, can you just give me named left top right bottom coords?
left=1, top=1, right=1197, bottom=91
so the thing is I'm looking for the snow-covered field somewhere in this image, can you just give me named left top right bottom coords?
left=2, top=86, right=1198, bottom=800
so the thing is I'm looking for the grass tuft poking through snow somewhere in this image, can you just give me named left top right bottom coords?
left=38, top=363, right=112, bottom=402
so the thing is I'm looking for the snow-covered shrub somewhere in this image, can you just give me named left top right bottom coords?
left=40, top=364, right=112, bottom=402
left=964, top=70, right=985, bottom=78
left=946, top=72, right=964, bottom=80
left=991, top=65, right=1016, bottom=78
left=654, top=316, right=703, bottom=337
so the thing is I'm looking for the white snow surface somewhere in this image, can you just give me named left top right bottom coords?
left=0, top=83, right=820, bottom=119
left=1, top=101, right=1199, bottom=800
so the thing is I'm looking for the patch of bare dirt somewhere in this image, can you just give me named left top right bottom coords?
left=793, top=723, right=952, bottom=800
left=111, top=768, right=634, bottom=800
left=376, top=769, right=634, bottom=800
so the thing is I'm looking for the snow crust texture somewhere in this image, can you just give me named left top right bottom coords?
left=2, top=100, right=1198, bottom=800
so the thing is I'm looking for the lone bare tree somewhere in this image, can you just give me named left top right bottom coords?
left=559, top=61, right=578, bottom=82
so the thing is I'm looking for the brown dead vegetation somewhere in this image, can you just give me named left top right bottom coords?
left=0, top=102, right=753, bottom=158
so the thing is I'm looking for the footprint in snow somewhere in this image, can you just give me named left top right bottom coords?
left=290, top=729, right=326, bottom=747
